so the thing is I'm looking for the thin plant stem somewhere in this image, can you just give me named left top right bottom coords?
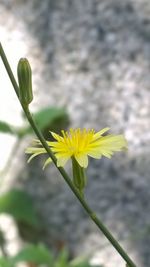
left=0, top=138, right=22, bottom=185
left=0, top=43, right=19, bottom=97
left=0, top=228, right=7, bottom=257
left=0, top=42, right=137, bottom=267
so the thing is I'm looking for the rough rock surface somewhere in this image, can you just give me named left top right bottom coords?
left=0, top=1, right=150, bottom=266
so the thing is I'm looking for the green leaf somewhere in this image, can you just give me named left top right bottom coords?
left=72, top=261, right=91, bottom=267
left=74, top=262, right=91, bottom=267
left=21, top=107, right=69, bottom=137
left=0, top=121, right=14, bottom=134
left=54, top=249, right=69, bottom=267
left=0, top=257, right=13, bottom=267
left=33, top=107, right=68, bottom=130
left=12, top=244, right=53, bottom=265
left=71, top=256, right=98, bottom=267
left=0, top=189, right=39, bottom=227
left=73, top=262, right=101, bottom=267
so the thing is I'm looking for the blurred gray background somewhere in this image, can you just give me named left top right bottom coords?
left=0, top=0, right=150, bottom=266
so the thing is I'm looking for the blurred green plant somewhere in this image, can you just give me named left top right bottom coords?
left=0, top=121, right=16, bottom=135
left=0, top=244, right=100, bottom=267
left=18, top=106, right=69, bottom=138
left=0, top=106, right=69, bottom=177
left=0, top=189, right=39, bottom=228
left=0, top=189, right=100, bottom=267
left=0, top=107, right=68, bottom=138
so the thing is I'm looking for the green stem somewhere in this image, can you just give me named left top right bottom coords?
left=0, top=43, right=19, bottom=98
left=0, top=42, right=137, bottom=267
left=0, top=228, right=7, bottom=257
left=0, top=138, right=22, bottom=184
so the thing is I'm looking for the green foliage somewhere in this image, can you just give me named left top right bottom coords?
left=0, top=257, right=12, bottom=267
left=19, top=106, right=69, bottom=138
left=12, top=244, right=53, bottom=265
left=54, top=249, right=69, bottom=267
left=0, top=229, right=5, bottom=248
left=33, top=107, right=68, bottom=132
left=0, top=244, right=98, bottom=267
left=0, top=106, right=69, bottom=139
left=0, top=189, right=39, bottom=227
left=71, top=259, right=91, bottom=267
left=0, top=121, right=15, bottom=134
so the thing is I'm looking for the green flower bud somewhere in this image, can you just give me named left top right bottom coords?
left=17, top=58, right=33, bottom=105
left=72, top=157, right=87, bottom=195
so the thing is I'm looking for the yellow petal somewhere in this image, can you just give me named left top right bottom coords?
left=99, top=135, right=127, bottom=149
left=75, top=154, right=88, bottom=168
left=50, top=131, right=63, bottom=141
left=92, top=127, right=110, bottom=141
left=25, top=147, right=46, bottom=154
left=47, top=141, right=62, bottom=148
left=92, top=135, right=127, bottom=157
left=98, top=149, right=112, bottom=158
left=87, top=150, right=102, bottom=159
left=43, top=157, right=52, bottom=170
left=27, top=152, right=45, bottom=163
left=57, top=156, right=70, bottom=167
left=32, top=139, right=41, bottom=145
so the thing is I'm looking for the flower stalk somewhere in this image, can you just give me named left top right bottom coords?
left=72, top=157, right=87, bottom=196
left=0, top=42, right=137, bottom=267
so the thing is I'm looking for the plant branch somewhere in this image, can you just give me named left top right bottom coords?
left=0, top=42, right=137, bottom=267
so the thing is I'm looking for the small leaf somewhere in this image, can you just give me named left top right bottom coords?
left=0, top=121, right=14, bottom=134
left=0, top=229, right=6, bottom=247
left=12, top=244, right=53, bottom=265
left=0, top=189, right=39, bottom=227
left=34, top=107, right=67, bottom=129
left=54, top=249, right=69, bottom=267
left=21, top=107, right=69, bottom=137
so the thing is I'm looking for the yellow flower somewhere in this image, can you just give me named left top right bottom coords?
left=26, top=127, right=127, bottom=169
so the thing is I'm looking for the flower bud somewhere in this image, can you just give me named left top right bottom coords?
left=72, top=157, right=87, bottom=195
left=17, top=58, right=33, bottom=105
